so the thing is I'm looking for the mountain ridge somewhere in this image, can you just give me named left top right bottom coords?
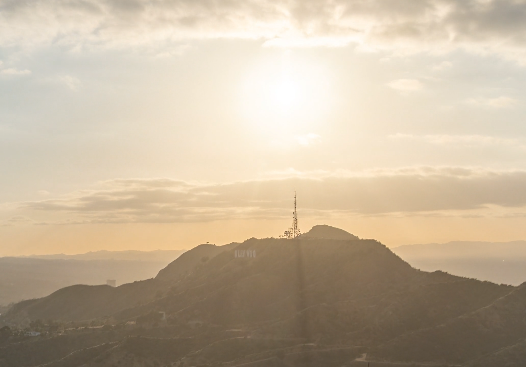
left=18, top=249, right=186, bottom=262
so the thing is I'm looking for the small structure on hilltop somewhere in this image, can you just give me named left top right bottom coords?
left=106, top=279, right=116, bottom=287
left=280, top=192, right=301, bottom=239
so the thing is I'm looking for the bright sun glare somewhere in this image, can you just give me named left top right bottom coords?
left=273, top=79, right=301, bottom=108
left=240, top=55, right=332, bottom=135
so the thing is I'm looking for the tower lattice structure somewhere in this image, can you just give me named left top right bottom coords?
left=281, top=192, right=301, bottom=239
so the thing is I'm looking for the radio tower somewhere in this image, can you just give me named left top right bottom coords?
left=281, top=192, right=301, bottom=239
left=292, top=191, right=300, bottom=238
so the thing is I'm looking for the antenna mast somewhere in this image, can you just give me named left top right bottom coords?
left=281, top=192, right=301, bottom=239
left=292, top=191, right=299, bottom=238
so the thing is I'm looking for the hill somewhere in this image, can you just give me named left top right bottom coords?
left=371, top=283, right=526, bottom=364
left=468, top=338, right=526, bottom=367
left=299, top=225, right=359, bottom=241
left=1, top=226, right=525, bottom=366
left=393, top=241, right=526, bottom=285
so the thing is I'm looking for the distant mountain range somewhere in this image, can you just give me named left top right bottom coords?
left=21, top=249, right=186, bottom=262
left=0, top=250, right=185, bottom=307
left=393, top=241, right=526, bottom=285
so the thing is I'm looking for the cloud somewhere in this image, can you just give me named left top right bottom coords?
left=0, top=60, right=31, bottom=75
left=488, top=96, right=517, bottom=108
left=295, top=133, right=321, bottom=146
left=270, top=134, right=322, bottom=149
left=432, top=61, right=453, bottom=71
left=154, top=45, right=191, bottom=58
left=7, top=216, right=33, bottom=223
left=465, top=96, right=518, bottom=109
left=1, top=68, right=31, bottom=76
left=389, top=134, right=519, bottom=147
left=387, top=79, right=423, bottom=92
left=59, top=75, right=81, bottom=91
left=1, top=216, right=34, bottom=226
left=19, top=168, right=526, bottom=224
left=1, top=1, right=526, bottom=61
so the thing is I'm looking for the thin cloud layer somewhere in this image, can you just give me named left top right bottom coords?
left=389, top=134, right=521, bottom=147
left=2, top=0, right=526, bottom=60
left=387, top=79, right=423, bottom=92
left=465, top=96, right=519, bottom=109
left=19, top=168, right=526, bottom=224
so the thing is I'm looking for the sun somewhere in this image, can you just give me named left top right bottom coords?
left=273, top=79, right=301, bottom=109
left=239, top=53, right=333, bottom=134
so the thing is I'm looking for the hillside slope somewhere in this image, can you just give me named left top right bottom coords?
left=3, top=243, right=238, bottom=323
left=468, top=338, right=526, bottom=367
left=156, top=242, right=239, bottom=281
left=371, top=283, right=526, bottom=364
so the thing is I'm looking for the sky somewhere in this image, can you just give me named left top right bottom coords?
left=2, top=0, right=526, bottom=255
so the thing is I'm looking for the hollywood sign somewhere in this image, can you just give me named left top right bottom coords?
left=235, top=249, right=256, bottom=258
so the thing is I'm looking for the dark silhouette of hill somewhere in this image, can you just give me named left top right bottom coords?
left=299, top=225, right=359, bottom=240
left=0, top=329, right=127, bottom=367
left=156, top=242, right=239, bottom=281
left=37, top=336, right=361, bottom=367
left=6, top=281, right=162, bottom=323
left=468, top=337, right=526, bottom=367
left=393, top=241, right=526, bottom=285
left=371, top=283, right=526, bottom=364
left=35, top=342, right=117, bottom=367
left=2, top=226, right=526, bottom=367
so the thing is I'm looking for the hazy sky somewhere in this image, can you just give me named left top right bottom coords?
left=2, top=0, right=526, bottom=255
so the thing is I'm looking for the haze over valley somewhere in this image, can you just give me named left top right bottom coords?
left=393, top=241, right=526, bottom=286
left=0, top=250, right=184, bottom=307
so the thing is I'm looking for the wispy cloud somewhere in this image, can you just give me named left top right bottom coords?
left=466, top=96, right=518, bottom=109
left=0, top=68, right=31, bottom=76
left=17, top=168, right=526, bottom=224
left=270, top=133, right=322, bottom=149
left=389, top=134, right=520, bottom=147
left=1, top=216, right=34, bottom=226
left=431, top=61, right=452, bottom=71
left=59, top=75, right=81, bottom=91
left=0, top=60, right=31, bottom=76
left=387, top=79, right=423, bottom=92
left=488, top=96, right=517, bottom=109
left=295, top=133, right=321, bottom=146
